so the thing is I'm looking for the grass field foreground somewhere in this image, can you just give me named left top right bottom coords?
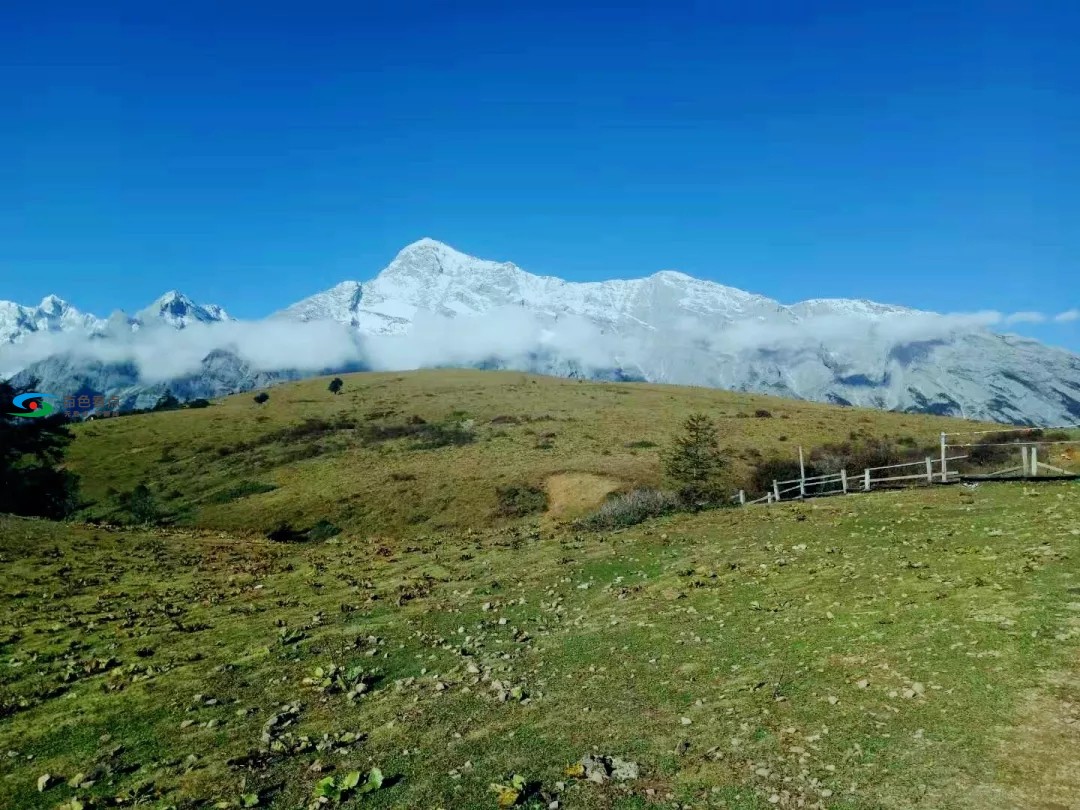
left=2, top=483, right=1079, bottom=809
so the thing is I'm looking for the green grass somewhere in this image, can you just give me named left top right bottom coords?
left=3, top=482, right=1078, bottom=808
left=65, top=369, right=992, bottom=536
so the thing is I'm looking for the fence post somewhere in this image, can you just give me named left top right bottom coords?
left=773, top=480, right=781, bottom=502
left=739, top=490, right=746, bottom=506
left=798, top=446, right=807, bottom=498
left=841, top=469, right=848, bottom=493
left=925, top=457, right=933, bottom=483
left=939, top=432, right=948, bottom=483
left=1031, top=446, right=1038, bottom=476
left=864, top=468, right=871, bottom=492
left=1021, top=446, right=1029, bottom=478
left=766, top=492, right=774, bottom=504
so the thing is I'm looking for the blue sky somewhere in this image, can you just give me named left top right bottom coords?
left=3, top=1, right=1077, bottom=349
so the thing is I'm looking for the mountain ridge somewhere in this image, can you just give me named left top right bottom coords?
left=2, top=238, right=1079, bottom=424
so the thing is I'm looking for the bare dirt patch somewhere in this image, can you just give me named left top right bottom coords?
left=545, top=472, right=622, bottom=519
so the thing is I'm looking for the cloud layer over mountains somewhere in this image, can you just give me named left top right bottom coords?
left=1, top=239, right=1078, bottom=424
left=1, top=302, right=1064, bottom=384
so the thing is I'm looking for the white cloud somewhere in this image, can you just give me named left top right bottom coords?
left=1004, top=311, right=1047, bottom=325
left=0, top=304, right=1074, bottom=387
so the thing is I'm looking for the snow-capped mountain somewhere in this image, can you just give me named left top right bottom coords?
left=135, top=291, right=231, bottom=330
left=3, top=238, right=1079, bottom=424
left=0, top=290, right=230, bottom=344
left=0, top=295, right=106, bottom=344
left=278, top=239, right=1080, bottom=424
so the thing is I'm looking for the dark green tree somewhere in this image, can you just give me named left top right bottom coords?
left=0, top=380, right=81, bottom=519
left=253, top=392, right=270, bottom=405
left=328, top=377, right=344, bottom=395
left=663, top=413, right=728, bottom=507
left=121, top=483, right=160, bottom=525
left=153, top=390, right=181, bottom=411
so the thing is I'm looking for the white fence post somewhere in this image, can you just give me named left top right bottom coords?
left=766, top=492, right=774, bottom=504
left=841, top=469, right=848, bottom=493
left=864, top=468, right=871, bottom=492
left=925, top=457, right=933, bottom=483
left=739, top=489, right=746, bottom=505
left=1031, top=446, right=1038, bottom=476
left=773, top=480, right=781, bottom=501
left=798, top=446, right=806, bottom=498
left=939, top=432, right=948, bottom=483
left=1021, top=446, right=1029, bottom=478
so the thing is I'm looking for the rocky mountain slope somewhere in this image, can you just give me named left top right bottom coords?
left=3, top=239, right=1079, bottom=423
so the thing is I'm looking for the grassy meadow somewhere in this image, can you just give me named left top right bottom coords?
left=63, top=370, right=993, bottom=536
left=2, top=370, right=1078, bottom=809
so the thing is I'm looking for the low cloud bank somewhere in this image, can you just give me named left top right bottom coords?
left=0, top=305, right=1075, bottom=383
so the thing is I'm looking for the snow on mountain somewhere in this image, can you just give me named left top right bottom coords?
left=0, top=295, right=106, bottom=344
left=0, top=290, right=230, bottom=345
left=135, top=291, right=231, bottom=329
left=278, top=239, right=1080, bottom=425
left=4, top=239, right=1079, bottom=424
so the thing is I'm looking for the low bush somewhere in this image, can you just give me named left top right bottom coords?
left=577, top=488, right=679, bottom=531
left=307, top=519, right=342, bottom=541
left=494, top=484, right=548, bottom=518
left=118, top=484, right=161, bottom=525
left=754, top=409, right=773, bottom=418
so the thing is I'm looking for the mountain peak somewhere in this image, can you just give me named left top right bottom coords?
left=38, top=294, right=68, bottom=313
left=138, top=291, right=229, bottom=328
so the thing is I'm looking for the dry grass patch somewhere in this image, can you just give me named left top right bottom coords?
left=544, top=472, right=623, bottom=519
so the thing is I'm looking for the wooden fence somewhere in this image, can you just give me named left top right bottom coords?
left=732, top=451, right=969, bottom=506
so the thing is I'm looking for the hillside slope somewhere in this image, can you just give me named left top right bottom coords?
left=65, top=369, right=992, bottom=537
left=2, top=484, right=1078, bottom=809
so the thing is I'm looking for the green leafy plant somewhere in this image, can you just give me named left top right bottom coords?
left=302, top=663, right=376, bottom=700
left=312, top=768, right=383, bottom=804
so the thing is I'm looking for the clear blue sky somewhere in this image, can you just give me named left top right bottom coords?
left=3, top=1, right=1077, bottom=348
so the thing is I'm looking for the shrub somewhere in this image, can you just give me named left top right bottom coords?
left=328, top=377, right=344, bottom=395
left=186, top=398, right=211, bottom=409
left=663, top=413, right=728, bottom=507
left=754, top=409, right=773, bottom=418
left=409, top=420, right=475, bottom=449
left=747, top=457, right=812, bottom=498
left=578, top=488, right=679, bottom=531
left=121, top=484, right=161, bottom=525
left=494, top=484, right=548, bottom=518
left=307, top=519, right=342, bottom=541
left=624, top=439, right=658, bottom=449
left=153, top=391, right=181, bottom=411
left=267, top=523, right=307, bottom=543
left=253, top=392, right=270, bottom=405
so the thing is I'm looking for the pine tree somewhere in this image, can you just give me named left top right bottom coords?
left=0, top=380, right=81, bottom=519
left=153, top=390, right=181, bottom=411
left=663, top=413, right=727, bottom=507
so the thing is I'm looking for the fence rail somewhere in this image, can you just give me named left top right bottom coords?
left=733, top=432, right=1080, bottom=508
left=734, top=451, right=971, bottom=507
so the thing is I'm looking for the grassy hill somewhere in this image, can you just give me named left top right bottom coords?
left=64, top=370, right=993, bottom=537
left=2, top=484, right=1078, bottom=809
left=5, top=371, right=1078, bottom=808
